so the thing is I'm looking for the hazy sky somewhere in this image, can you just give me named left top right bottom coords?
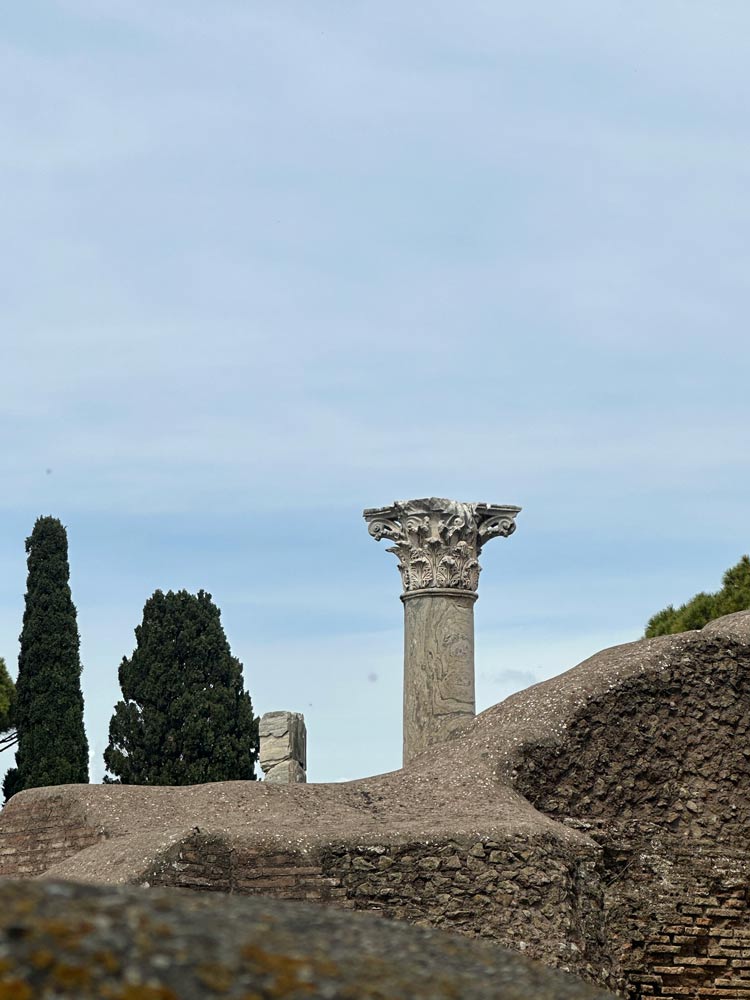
left=2, top=1, right=749, bottom=783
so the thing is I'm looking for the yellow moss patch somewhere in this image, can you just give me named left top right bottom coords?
left=116, top=986, right=179, bottom=1000
left=196, top=963, right=234, bottom=993
left=51, top=962, right=92, bottom=990
left=240, top=944, right=315, bottom=996
left=0, top=980, right=33, bottom=1000
left=93, top=948, right=122, bottom=974
left=37, top=916, right=94, bottom=947
left=29, top=948, right=55, bottom=970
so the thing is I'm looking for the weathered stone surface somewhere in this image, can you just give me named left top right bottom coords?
left=364, top=497, right=520, bottom=762
left=257, top=735, right=290, bottom=767
left=0, top=879, right=615, bottom=999
left=508, top=611, right=750, bottom=997
left=259, top=710, right=306, bottom=783
left=258, top=711, right=293, bottom=740
left=403, top=591, right=476, bottom=759
left=363, top=497, right=521, bottom=595
left=264, top=759, right=306, bottom=784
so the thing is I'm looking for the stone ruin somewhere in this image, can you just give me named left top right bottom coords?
left=364, top=497, right=520, bottom=762
left=258, top=711, right=307, bottom=783
left=0, top=498, right=748, bottom=1000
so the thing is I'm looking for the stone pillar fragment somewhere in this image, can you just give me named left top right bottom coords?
left=259, top=711, right=307, bottom=784
left=364, top=498, right=520, bottom=765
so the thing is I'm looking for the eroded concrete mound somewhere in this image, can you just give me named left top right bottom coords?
left=0, top=879, right=614, bottom=999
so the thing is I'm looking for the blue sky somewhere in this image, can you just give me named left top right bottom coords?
left=1, top=1, right=749, bottom=782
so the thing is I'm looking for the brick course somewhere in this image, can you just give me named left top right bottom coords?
left=0, top=791, right=105, bottom=877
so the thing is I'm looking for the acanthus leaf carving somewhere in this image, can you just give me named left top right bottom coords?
left=364, top=498, right=520, bottom=595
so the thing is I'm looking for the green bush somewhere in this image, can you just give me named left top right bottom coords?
left=645, top=555, right=750, bottom=637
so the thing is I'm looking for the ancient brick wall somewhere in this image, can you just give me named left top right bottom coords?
left=92, top=825, right=750, bottom=997
left=0, top=791, right=105, bottom=877
left=144, top=831, right=350, bottom=905
left=513, top=633, right=750, bottom=997
left=602, top=843, right=750, bottom=998
left=320, top=836, right=605, bottom=980
left=143, top=830, right=606, bottom=983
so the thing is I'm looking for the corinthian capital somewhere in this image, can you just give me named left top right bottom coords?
left=364, top=497, right=521, bottom=595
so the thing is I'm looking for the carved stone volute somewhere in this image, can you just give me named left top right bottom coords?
left=364, top=498, right=521, bottom=596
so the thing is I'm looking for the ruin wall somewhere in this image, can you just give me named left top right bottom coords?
left=1, top=613, right=749, bottom=998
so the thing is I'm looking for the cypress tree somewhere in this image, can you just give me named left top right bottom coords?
left=104, top=589, right=258, bottom=785
left=3, top=517, right=89, bottom=800
left=645, top=555, right=750, bottom=637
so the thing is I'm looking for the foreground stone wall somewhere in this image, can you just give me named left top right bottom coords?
left=0, top=880, right=616, bottom=1000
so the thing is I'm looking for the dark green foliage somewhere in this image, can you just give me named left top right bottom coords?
left=104, top=589, right=258, bottom=785
left=645, top=555, right=750, bottom=637
left=713, top=555, right=750, bottom=616
left=0, top=658, right=15, bottom=734
left=3, top=517, right=89, bottom=801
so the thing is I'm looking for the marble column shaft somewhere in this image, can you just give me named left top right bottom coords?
left=402, top=589, right=476, bottom=761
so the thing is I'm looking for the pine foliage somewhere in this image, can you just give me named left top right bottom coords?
left=104, top=589, right=258, bottom=785
left=3, top=517, right=89, bottom=800
left=645, top=555, right=750, bottom=637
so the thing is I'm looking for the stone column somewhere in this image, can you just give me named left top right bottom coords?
left=364, top=498, right=520, bottom=764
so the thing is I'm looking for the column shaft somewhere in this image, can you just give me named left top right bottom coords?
left=402, top=591, right=476, bottom=763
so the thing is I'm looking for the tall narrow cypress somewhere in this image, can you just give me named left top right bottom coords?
left=3, top=517, right=89, bottom=800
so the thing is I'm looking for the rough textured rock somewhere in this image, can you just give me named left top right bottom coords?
left=1, top=611, right=750, bottom=997
left=0, top=879, right=615, bottom=999
left=262, top=759, right=306, bottom=784
left=506, top=612, right=750, bottom=997
left=259, top=712, right=307, bottom=784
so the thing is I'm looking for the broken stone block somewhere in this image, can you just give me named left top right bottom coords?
left=259, top=711, right=306, bottom=783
